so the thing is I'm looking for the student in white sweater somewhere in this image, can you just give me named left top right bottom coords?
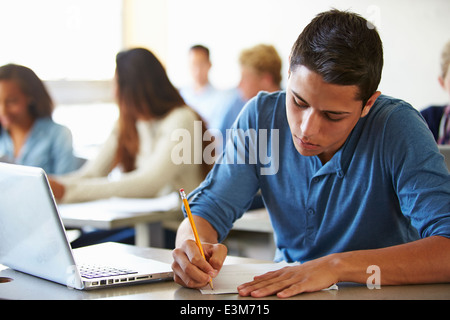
left=49, top=48, right=210, bottom=204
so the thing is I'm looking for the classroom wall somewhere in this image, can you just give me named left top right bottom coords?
left=122, top=0, right=169, bottom=65
left=124, top=0, right=450, bottom=110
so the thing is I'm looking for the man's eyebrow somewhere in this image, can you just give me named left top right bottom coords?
left=291, top=89, right=351, bottom=115
left=291, top=89, right=310, bottom=105
left=324, top=110, right=351, bottom=115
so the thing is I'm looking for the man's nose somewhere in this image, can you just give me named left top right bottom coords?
left=300, top=108, right=320, bottom=137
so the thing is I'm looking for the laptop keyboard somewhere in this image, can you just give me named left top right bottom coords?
left=79, top=264, right=138, bottom=279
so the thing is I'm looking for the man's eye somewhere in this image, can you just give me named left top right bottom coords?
left=293, top=98, right=307, bottom=108
left=324, top=113, right=345, bottom=122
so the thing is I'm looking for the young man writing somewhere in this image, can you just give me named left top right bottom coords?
left=171, top=10, right=450, bottom=298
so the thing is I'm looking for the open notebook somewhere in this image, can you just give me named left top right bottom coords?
left=200, top=262, right=338, bottom=294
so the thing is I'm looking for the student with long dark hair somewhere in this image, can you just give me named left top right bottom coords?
left=50, top=48, right=209, bottom=203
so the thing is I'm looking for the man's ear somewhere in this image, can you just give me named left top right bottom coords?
left=361, top=91, right=381, bottom=118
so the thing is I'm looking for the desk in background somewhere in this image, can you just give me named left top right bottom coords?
left=58, top=194, right=273, bottom=251
left=58, top=193, right=182, bottom=247
left=163, top=207, right=276, bottom=260
left=232, top=208, right=272, bottom=233
left=227, top=208, right=275, bottom=260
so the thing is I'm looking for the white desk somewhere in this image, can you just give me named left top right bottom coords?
left=163, top=208, right=273, bottom=234
left=232, top=208, right=272, bottom=233
left=58, top=194, right=183, bottom=247
left=1, top=243, right=450, bottom=302
left=59, top=199, right=273, bottom=249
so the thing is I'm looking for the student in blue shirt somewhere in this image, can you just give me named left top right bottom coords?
left=179, top=45, right=223, bottom=129
left=171, top=10, right=450, bottom=298
left=0, top=64, right=78, bottom=174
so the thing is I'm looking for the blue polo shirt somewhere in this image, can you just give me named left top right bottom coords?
left=0, top=117, right=78, bottom=175
left=187, top=91, right=450, bottom=263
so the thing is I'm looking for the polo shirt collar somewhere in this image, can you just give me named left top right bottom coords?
left=313, top=119, right=366, bottom=179
left=313, top=148, right=345, bottom=178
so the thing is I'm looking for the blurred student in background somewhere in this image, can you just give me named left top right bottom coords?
left=421, top=40, right=450, bottom=144
left=179, top=45, right=223, bottom=129
left=211, top=44, right=282, bottom=210
left=217, top=44, right=282, bottom=137
left=50, top=48, right=210, bottom=204
left=0, top=64, right=78, bottom=174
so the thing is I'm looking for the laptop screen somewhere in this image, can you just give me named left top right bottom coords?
left=0, top=163, right=82, bottom=288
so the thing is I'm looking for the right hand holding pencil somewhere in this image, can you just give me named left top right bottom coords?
left=172, top=239, right=227, bottom=289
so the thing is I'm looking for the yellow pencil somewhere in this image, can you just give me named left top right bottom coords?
left=179, top=188, right=213, bottom=290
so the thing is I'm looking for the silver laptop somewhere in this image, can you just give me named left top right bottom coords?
left=439, top=145, right=450, bottom=172
left=0, top=162, right=173, bottom=290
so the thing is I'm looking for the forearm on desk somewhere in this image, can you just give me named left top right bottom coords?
left=334, top=235, right=450, bottom=285
left=175, top=216, right=219, bottom=247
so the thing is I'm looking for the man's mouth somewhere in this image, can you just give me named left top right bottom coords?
left=295, top=135, right=321, bottom=151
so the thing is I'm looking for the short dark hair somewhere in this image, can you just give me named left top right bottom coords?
left=190, top=44, right=210, bottom=60
left=290, top=9, right=383, bottom=104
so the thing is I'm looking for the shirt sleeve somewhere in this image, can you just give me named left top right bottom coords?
left=187, top=98, right=261, bottom=242
left=50, top=124, right=79, bottom=175
left=383, top=104, right=450, bottom=239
